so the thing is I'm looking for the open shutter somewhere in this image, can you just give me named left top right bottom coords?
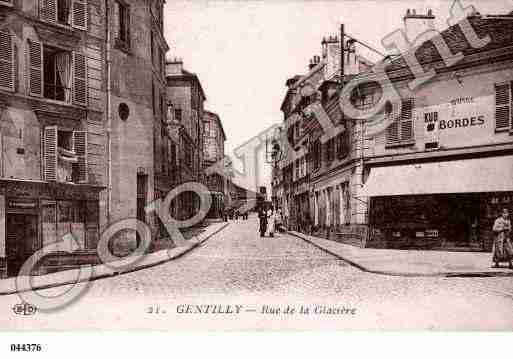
left=40, top=0, right=57, bottom=23
left=73, top=131, right=87, bottom=183
left=400, top=98, right=414, bottom=141
left=495, top=83, right=511, bottom=130
left=0, top=30, right=15, bottom=92
left=72, top=51, right=87, bottom=105
left=71, top=0, right=87, bottom=30
left=385, top=102, right=400, bottom=145
left=28, top=40, right=43, bottom=97
left=44, top=126, right=58, bottom=181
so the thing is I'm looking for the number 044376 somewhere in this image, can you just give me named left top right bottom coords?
left=10, top=344, right=42, bottom=352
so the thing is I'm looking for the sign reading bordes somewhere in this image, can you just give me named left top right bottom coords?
left=422, top=95, right=490, bottom=147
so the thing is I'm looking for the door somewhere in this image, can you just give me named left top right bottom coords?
left=6, top=214, right=38, bottom=277
left=136, top=174, right=148, bottom=245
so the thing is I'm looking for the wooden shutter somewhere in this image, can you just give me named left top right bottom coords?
left=71, top=0, right=87, bottom=30
left=28, top=40, right=43, bottom=97
left=400, top=98, right=414, bottom=141
left=495, top=83, right=511, bottom=130
left=72, top=51, right=87, bottom=105
left=40, top=0, right=57, bottom=23
left=0, top=30, right=14, bottom=92
left=73, top=130, right=87, bottom=183
left=44, top=126, right=58, bottom=181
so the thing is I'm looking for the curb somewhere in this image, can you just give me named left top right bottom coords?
left=289, top=231, right=513, bottom=278
left=0, top=222, right=230, bottom=296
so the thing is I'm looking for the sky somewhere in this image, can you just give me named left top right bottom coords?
left=163, top=0, right=512, bottom=192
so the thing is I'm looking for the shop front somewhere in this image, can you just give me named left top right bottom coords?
left=0, top=179, right=103, bottom=278
left=363, top=155, right=513, bottom=251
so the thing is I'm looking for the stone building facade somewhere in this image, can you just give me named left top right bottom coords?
left=0, top=0, right=107, bottom=277
left=203, top=110, right=227, bottom=218
left=361, top=11, right=513, bottom=251
left=0, top=0, right=171, bottom=278
left=165, top=58, right=206, bottom=221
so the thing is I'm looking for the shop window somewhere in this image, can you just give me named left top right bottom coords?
left=495, top=82, right=512, bottom=131
left=39, top=0, right=87, bottom=29
left=113, top=0, right=130, bottom=50
left=44, top=126, right=87, bottom=183
left=0, top=30, right=14, bottom=92
left=386, top=98, right=415, bottom=146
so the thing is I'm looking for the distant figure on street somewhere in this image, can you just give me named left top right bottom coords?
left=222, top=208, right=228, bottom=222
left=492, top=208, right=513, bottom=269
left=267, top=206, right=276, bottom=237
left=258, top=206, right=268, bottom=237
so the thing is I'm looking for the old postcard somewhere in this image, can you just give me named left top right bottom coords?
left=0, top=0, right=513, bottom=335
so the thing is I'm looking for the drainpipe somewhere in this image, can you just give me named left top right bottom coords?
left=105, top=0, right=112, bottom=225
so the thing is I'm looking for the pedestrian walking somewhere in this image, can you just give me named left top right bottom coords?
left=267, top=206, right=276, bottom=237
left=492, top=208, right=513, bottom=269
left=258, top=206, right=268, bottom=237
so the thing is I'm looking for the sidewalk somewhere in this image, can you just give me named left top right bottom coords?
left=289, top=231, right=513, bottom=277
left=0, top=222, right=229, bottom=296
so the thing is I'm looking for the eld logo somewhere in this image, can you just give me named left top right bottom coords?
left=12, top=302, right=38, bottom=316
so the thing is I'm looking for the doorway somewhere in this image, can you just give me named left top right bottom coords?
left=6, top=214, right=38, bottom=277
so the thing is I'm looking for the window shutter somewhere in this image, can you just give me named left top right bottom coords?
left=40, top=0, right=57, bottom=23
left=44, top=126, right=58, bottom=181
left=400, top=98, right=414, bottom=141
left=28, top=40, right=43, bottom=97
left=71, top=0, right=87, bottom=30
left=385, top=102, right=400, bottom=145
left=72, top=51, right=87, bottom=105
left=495, top=83, right=511, bottom=130
left=73, top=131, right=87, bottom=183
left=0, top=30, right=14, bottom=92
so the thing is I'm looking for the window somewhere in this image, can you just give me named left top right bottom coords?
left=0, top=0, right=13, bottom=6
left=39, top=0, right=87, bottom=29
left=326, top=138, right=335, bottom=162
left=0, top=30, right=14, bottom=92
left=312, top=139, right=321, bottom=170
left=43, top=46, right=71, bottom=102
left=336, top=131, right=349, bottom=158
left=495, top=82, right=512, bottom=131
left=386, top=98, right=415, bottom=146
left=184, top=141, right=193, bottom=169
left=175, top=108, right=182, bottom=122
left=44, top=126, right=87, bottom=183
left=113, top=0, right=130, bottom=49
left=28, top=41, right=86, bottom=105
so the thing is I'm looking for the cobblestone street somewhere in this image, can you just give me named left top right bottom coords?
left=1, top=215, right=513, bottom=330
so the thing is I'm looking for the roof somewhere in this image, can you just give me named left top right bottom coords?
left=383, top=13, right=513, bottom=78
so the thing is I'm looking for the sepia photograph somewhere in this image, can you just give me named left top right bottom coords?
left=0, top=0, right=513, bottom=341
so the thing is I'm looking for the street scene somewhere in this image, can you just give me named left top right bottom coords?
left=1, top=0, right=513, bottom=333
left=1, top=216, right=513, bottom=330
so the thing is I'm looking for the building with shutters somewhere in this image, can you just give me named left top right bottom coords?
left=202, top=110, right=227, bottom=219
left=0, top=0, right=105, bottom=277
left=277, top=34, right=372, bottom=244
left=360, top=10, right=513, bottom=251
left=164, top=58, right=206, bottom=221
left=0, top=0, right=170, bottom=278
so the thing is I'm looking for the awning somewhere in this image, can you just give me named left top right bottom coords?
left=362, top=155, right=513, bottom=197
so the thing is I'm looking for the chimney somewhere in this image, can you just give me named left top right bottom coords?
left=403, top=8, right=435, bottom=42
left=165, top=56, right=183, bottom=76
left=321, top=35, right=340, bottom=80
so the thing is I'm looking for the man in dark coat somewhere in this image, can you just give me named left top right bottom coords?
left=258, top=206, right=268, bottom=237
